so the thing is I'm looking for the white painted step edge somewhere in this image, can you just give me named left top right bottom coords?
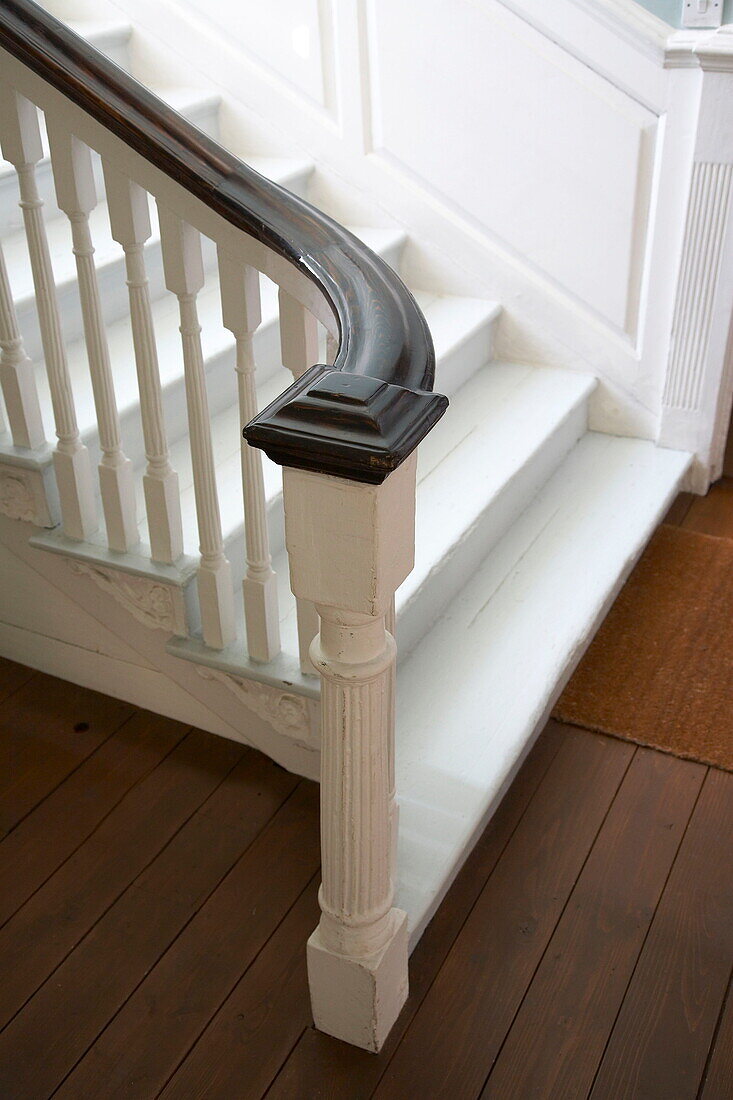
left=397, top=364, right=597, bottom=661
left=394, top=432, right=691, bottom=951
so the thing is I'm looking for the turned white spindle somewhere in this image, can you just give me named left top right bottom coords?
left=326, top=330, right=339, bottom=367
left=48, top=120, right=138, bottom=552
left=218, top=251, right=280, bottom=662
left=0, top=88, right=96, bottom=538
left=0, top=239, right=44, bottom=449
left=158, top=205, right=235, bottom=649
left=279, top=287, right=320, bottom=673
left=282, top=455, right=417, bottom=1052
left=104, top=167, right=183, bottom=564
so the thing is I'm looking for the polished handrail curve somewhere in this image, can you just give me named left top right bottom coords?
left=0, top=0, right=447, bottom=483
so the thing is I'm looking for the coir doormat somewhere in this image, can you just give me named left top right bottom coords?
left=554, top=525, right=733, bottom=771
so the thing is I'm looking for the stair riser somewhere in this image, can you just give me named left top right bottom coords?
left=436, top=313, right=499, bottom=399
left=372, top=237, right=406, bottom=275
left=395, top=396, right=590, bottom=661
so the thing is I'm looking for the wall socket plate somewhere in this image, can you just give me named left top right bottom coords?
left=682, top=0, right=724, bottom=28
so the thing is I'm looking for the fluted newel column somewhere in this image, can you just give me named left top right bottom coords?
left=282, top=454, right=417, bottom=1052
left=219, top=250, right=280, bottom=662
left=0, top=89, right=95, bottom=538
left=158, top=204, right=235, bottom=649
left=385, top=595, right=398, bottom=877
left=278, top=288, right=320, bottom=674
left=104, top=167, right=183, bottom=564
left=48, top=120, right=138, bottom=551
left=660, top=26, right=733, bottom=487
left=0, top=239, right=44, bottom=449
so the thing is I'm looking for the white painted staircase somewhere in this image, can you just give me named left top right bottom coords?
left=0, top=10, right=691, bottom=970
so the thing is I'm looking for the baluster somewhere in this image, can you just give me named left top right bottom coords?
left=218, top=251, right=280, bottom=661
left=158, top=205, right=235, bottom=649
left=103, top=167, right=183, bottom=564
left=0, top=239, right=45, bottom=449
left=282, top=454, right=417, bottom=1051
left=0, top=88, right=96, bottom=538
left=278, top=288, right=320, bottom=673
left=326, top=330, right=339, bottom=367
left=47, top=119, right=138, bottom=552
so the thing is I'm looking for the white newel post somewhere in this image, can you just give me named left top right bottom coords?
left=48, top=120, right=139, bottom=552
left=103, top=167, right=183, bottom=564
left=218, top=251, right=281, bottom=662
left=279, top=288, right=320, bottom=674
left=0, top=239, right=45, bottom=449
left=282, top=454, right=417, bottom=1052
left=158, top=204, right=235, bottom=649
left=660, top=26, right=733, bottom=488
left=0, top=88, right=96, bottom=539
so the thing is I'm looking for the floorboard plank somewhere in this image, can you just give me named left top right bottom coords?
left=682, top=477, right=733, bottom=539
left=266, top=721, right=567, bottom=1100
left=700, top=973, right=733, bottom=1100
left=0, top=656, right=35, bottom=702
left=161, top=876, right=320, bottom=1100
left=0, top=673, right=134, bottom=836
left=373, top=729, right=635, bottom=1100
left=0, top=728, right=243, bottom=1035
left=0, top=743, right=294, bottom=1100
left=662, top=493, right=695, bottom=527
left=482, top=748, right=706, bottom=1099
left=55, top=782, right=320, bottom=1100
left=0, top=709, right=189, bottom=927
left=590, top=768, right=733, bottom=1100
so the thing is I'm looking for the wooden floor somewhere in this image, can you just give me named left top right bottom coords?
left=0, top=481, right=731, bottom=1099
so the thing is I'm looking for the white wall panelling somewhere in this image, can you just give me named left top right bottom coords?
left=365, top=0, right=658, bottom=337
left=97, top=0, right=733, bottom=478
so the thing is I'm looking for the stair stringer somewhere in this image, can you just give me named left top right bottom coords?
left=0, top=516, right=321, bottom=780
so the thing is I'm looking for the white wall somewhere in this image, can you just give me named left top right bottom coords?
left=100, top=0, right=733, bottom=477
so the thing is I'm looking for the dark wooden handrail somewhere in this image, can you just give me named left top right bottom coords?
left=0, top=0, right=447, bottom=482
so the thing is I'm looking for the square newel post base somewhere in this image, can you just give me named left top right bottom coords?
left=307, top=908, right=409, bottom=1053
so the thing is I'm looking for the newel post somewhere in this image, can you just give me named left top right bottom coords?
left=282, top=454, right=416, bottom=1052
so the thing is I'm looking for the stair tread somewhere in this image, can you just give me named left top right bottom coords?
left=393, top=431, right=691, bottom=946
left=414, top=292, right=501, bottom=365
left=401, top=362, right=596, bottom=618
left=65, top=18, right=133, bottom=46
left=138, top=296, right=502, bottom=553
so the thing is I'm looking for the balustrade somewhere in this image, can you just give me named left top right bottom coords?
left=0, top=1, right=446, bottom=1052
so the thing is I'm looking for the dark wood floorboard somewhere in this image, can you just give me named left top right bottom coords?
left=2, top=464, right=732, bottom=1099
left=0, top=727, right=241, bottom=1036
left=374, top=730, right=635, bottom=1100
left=160, top=876, right=320, bottom=1100
left=56, top=782, right=320, bottom=1100
left=0, top=672, right=134, bottom=837
left=682, top=476, right=733, bottom=538
left=0, top=656, right=35, bottom=702
left=0, top=742, right=293, bottom=1099
left=213, top=721, right=565, bottom=1100
left=701, top=972, right=733, bottom=1099
left=0, top=708, right=189, bottom=927
left=481, top=747, right=706, bottom=1099
left=590, top=768, right=733, bottom=1100
left=663, top=491, right=695, bottom=526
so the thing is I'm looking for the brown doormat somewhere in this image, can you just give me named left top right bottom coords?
left=554, top=525, right=733, bottom=771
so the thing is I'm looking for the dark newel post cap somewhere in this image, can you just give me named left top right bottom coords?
left=244, top=365, right=448, bottom=484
